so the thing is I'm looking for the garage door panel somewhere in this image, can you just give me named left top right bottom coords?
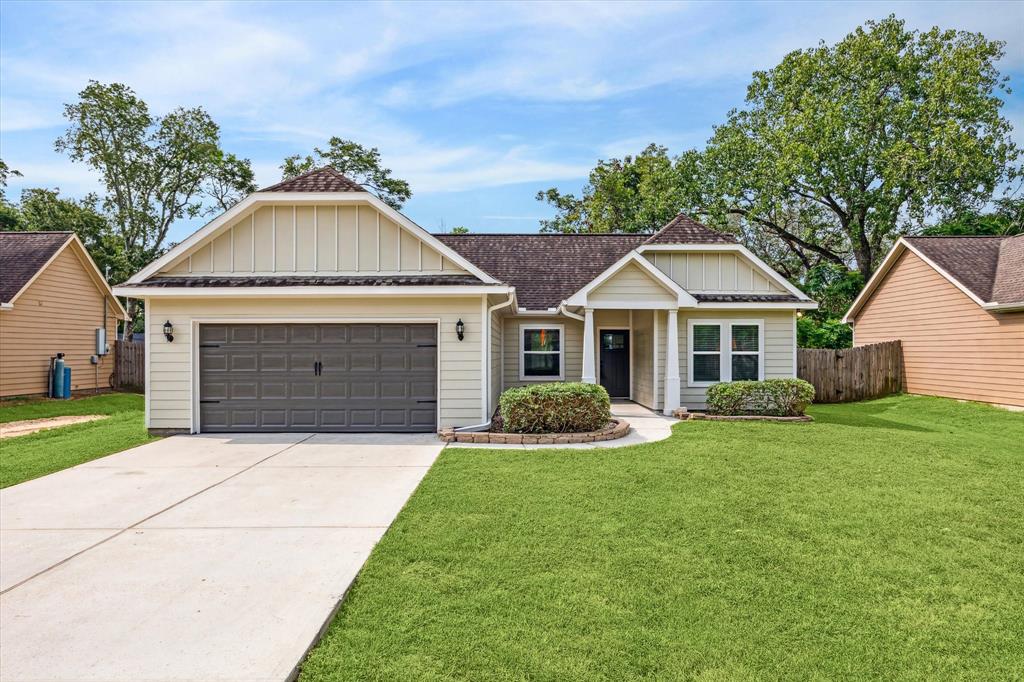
left=199, top=323, right=437, bottom=432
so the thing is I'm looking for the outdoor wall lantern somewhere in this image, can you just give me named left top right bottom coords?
left=456, top=318, right=465, bottom=341
left=163, top=320, right=174, bottom=343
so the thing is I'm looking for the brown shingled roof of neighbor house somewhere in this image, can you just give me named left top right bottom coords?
left=644, top=214, right=737, bottom=245
left=904, top=235, right=1024, bottom=304
left=258, top=167, right=365, bottom=193
left=0, top=231, right=73, bottom=303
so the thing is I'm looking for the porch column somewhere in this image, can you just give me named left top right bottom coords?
left=581, top=307, right=596, bottom=384
left=664, top=309, right=680, bottom=415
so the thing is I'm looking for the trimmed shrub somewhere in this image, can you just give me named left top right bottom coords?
left=706, top=379, right=815, bottom=417
left=499, top=382, right=611, bottom=434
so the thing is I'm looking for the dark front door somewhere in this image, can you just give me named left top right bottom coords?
left=599, top=330, right=630, bottom=398
left=198, top=323, right=437, bottom=433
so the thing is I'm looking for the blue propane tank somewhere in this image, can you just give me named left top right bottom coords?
left=63, top=366, right=72, bottom=399
left=52, top=353, right=66, bottom=398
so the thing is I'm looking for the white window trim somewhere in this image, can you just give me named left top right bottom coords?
left=687, top=318, right=764, bottom=387
left=519, top=323, right=565, bottom=382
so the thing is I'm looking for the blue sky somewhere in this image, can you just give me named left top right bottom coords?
left=2, top=1, right=1022, bottom=243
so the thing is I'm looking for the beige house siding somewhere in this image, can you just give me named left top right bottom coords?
left=678, top=310, right=796, bottom=409
left=1, top=246, right=119, bottom=398
left=589, top=263, right=676, bottom=304
left=489, top=307, right=503, bottom=414
left=851, top=249, right=1024, bottom=407
left=503, top=316, right=584, bottom=389
left=160, top=204, right=466, bottom=277
left=646, top=252, right=784, bottom=293
left=632, top=310, right=655, bottom=408
left=145, top=296, right=485, bottom=431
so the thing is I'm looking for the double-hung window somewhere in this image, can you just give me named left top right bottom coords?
left=520, top=325, right=564, bottom=380
left=687, top=319, right=763, bottom=386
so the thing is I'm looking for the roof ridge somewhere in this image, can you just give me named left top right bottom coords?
left=0, top=230, right=74, bottom=234
left=258, top=166, right=364, bottom=193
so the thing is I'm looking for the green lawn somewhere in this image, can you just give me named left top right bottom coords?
left=301, top=395, right=1024, bottom=681
left=0, top=392, right=157, bottom=488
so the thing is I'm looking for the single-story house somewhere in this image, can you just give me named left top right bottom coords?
left=843, top=235, right=1024, bottom=408
left=0, top=231, right=126, bottom=398
left=113, top=168, right=817, bottom=434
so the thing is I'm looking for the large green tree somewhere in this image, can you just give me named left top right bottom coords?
left=282, top=137, right=411, bottom=210
left=679, top=16, right=1018, bottom=281
left=922, top=196, right=1024, bottom=236
left=536, top=144, right=684, bottom=233
left=54, top=81, right=256, bottom=335
left=538, top=17, right=1019, bottom=284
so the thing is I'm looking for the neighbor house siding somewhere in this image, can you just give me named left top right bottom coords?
left=158, top=203, right=466, bottom=277
left=0, top=246, right=118, bottom=397
left=503, top=316, right=584, bottom=388
left=852, top=249, right=1024, bottom=407
left=678, top=309, right=796, bottom=410
left=145, top=296, right=485, bottom=431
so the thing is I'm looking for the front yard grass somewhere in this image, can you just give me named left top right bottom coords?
left=301, top=395, right=1024, bottom=680
left=0, top=392, right=156, bottom=488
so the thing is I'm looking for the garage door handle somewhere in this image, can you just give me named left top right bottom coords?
left=417, top=400, right=437, bottom=404
left=416, top=344, right=437, bottom=348
left=200, top=400, right=220, bottom=404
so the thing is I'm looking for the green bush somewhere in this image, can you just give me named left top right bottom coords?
left=706, top=379, right=815, bottom=417
left=499, top=382, right=611, bottom=434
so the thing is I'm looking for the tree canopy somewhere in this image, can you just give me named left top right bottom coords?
left=282, top=137, right=411, bottom=210
left=537, top=16, right=1019, bottom=284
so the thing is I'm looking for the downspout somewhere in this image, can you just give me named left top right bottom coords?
left=455, top=291, right=515, bottom=432
left=456, top=290, right=516, bottom=430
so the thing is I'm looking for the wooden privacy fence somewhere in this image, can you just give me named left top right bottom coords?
left=797, top=340, right=903, bottom=403
left=114, top=340, right=145, bottom=390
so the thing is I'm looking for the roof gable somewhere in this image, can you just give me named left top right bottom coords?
left=0, top=232, right=72, bottom=303
left=258, top=167, right=364, bottom=193
left=644, top=214, right=736, bottom=245
left=845, top=235, right=1024, bottom=321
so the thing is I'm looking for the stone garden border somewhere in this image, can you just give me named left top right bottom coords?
left=439, top=419, right=630, bottom=445
left=683, top=413, right=813, bottom=422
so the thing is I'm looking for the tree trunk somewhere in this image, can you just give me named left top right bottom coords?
left=123, top=298, right=139, bottom=341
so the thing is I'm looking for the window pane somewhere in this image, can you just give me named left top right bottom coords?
left=732, top=354, right=759, bottom=380
left=524, top=353, right=560, bottom=376
left=693, top=325, right=720, bottom=352
left=693, top=354, right=720, bottom=382
left=524, top=329, right=560, bottom=352
left=732, top=325, right=759, bottom=352
left=601, top=332, right=625, bottom=350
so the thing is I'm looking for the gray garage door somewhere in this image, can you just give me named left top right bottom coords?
left=199, top=323, right=437, bottom=432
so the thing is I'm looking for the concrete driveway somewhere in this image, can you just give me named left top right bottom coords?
left=0, top=432, right=443, bottom=682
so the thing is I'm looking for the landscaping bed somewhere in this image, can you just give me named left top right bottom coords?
left=439, top=418, right=629, bottom=444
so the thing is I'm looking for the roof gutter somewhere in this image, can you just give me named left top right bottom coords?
left=982, top=301, right=1024, bottom=312
left=557, top=303, right=584, bottom=321
left=0, top=302, right=13, bottom=310
left=112, top=285, right=512, bottom=298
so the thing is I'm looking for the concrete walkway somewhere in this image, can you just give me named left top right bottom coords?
left=446, top=401, right=678, bottom=450
left=0, top=432, right=443, bottom=682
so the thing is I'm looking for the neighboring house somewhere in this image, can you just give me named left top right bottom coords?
left=843, top=235, right=1024, bottom=408
left=113, top=168, right=816, bottom=434
left=0, top=232, right=126, bottom=398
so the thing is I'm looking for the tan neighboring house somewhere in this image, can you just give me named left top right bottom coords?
left=0, top=231, right=126, bottom=398
left=844, top=235, right=1024, bottom=408
left=113, top=168, right=816, bottom=435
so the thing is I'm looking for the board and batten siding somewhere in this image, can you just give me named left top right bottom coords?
left=160, top=204, right=466, bottom=277
left=589, top=263, right=676, bottom=304
left=0, top=246, right=119, bottom=397
left=145, top=296, right=485, bottom=431
left=851, top=249, right=1024, bottom=407
left=646, top=252, right=784, bottom=293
